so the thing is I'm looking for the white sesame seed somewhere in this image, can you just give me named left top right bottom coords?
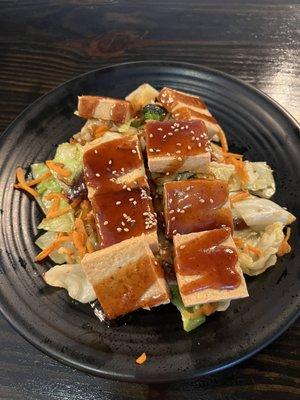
left=149, top=148, right=154, bottom=153
left=169, top=198, right=173, bottom=203
left=95, top=173, right=100, bottom=177
left=122, top=184, right=127, bottom=189
left=149, top=133, right=153, bottom=138
left=116, top=201, right=121, bottom=205
left=157, top=128, right=163, bottom=131
left=174, top=129, right=179, bottom=132
left=198, top=143, right=202, bottom=147
left=124, top=228, right=129, bottom=232
left=185, top=125, right=189, bottom=129
left=103, top=221, right=108, bottom=225
left=171, top=216, right=175, bottom=221
left=200, top=199, right=205, bottom=203
left=121, top=221, right=125, bottom=226
left=166, top=152, right=171, bottom=156
left=177, top=157, right=183, bottom=161
left=166, top=172, right=170, bottom=176
left=117, top=227, right=122, bottom=232
left=129, top=198, right=134, bottom=202
left=209, top=198, right=214, bottom=203
left=186, top=186, right=191, bottom=191
left=192, top=136, right=195, bottom=141
left=168, top=132, right=173, bottom=136
left=172, top=230, right=177, bottom=234
left=180, top=245, right=186, bottom=249
left=176, top=150, right=181, bottom=154
left=176, top=143, right=182, bottom=146
left=191, top=130, right=194, bottom=134
left=127, top=187, right=132, bottom=191
left=187, top=145, right=192, bottom=150
left=94, top=149, right=98, bottom=154
left=108, top=159, right=112, bottom=165
left=132, top=149, right=137, bottom=154
left=169, top=209, right=174, bottom=214
left=133, top=201, right=137, bottom=205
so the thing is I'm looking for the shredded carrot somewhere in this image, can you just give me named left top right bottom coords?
left=14, top=172, right=52, bottom=189
left=75, top=218, right=88, bottom=242
left=226, top=156, right=249, bottom=186
left=59, top=247, right=73, bottom=256
left=46, top=207, right=72, bottom=219
left=136, top=353, right=147, bottom=365
left=93, top=124, right=108, bottom=138
left=245, top=245, right=262, bottom=257
left=70, top=198, right=82, bottom=209
left=86, top=238, right=95, bottom=253
left=44, top=192, right=69, bottom=202
left=80, top=199, right=91, bottom=220
left=230, top=191, right=250, bottom=203
left=35, top=236, right=70, bottom=261
left=277, top=227, right=292, bottom=257
left=217, top=128, right=229, bottom=153
left=14, top=167, right=39, bottom=197
left=233, top=237, right=244, bottom=247
left=46, top=160, right=71, bottom=177
left=223, top=151, right=243, bottom=160
left=72, top=231, right=86, bottom=256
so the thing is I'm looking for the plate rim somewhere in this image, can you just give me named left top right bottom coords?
left=0, top=60, right=299, bottom=383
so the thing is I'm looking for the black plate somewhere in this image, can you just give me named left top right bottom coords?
left=0, top=61, right=299, bottom=383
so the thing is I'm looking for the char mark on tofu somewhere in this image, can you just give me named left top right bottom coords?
left=77, top=96, right=134, bottom=125
left=81, top=236, right=170, bottom=319
left=163, top=179, right=233, bottom=238
left=173, top=229, right=248, bottom=307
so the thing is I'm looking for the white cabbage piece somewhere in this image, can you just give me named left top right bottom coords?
left=35, top=231, right=80, bottom=264
left=208, top=161, right=275, bottom=198
left=44, top=264, right=96, bottom=303
left=72, top=118, right=104, bottom=144
left=209, top=162, right=235, bottom=182
left=126, top=83, right=159, bottom=112
left=52, top=142, right=83, bottom=186
left=230, top=161, right=275, bottom=198
left=235, top=222, right=285, bottom=276
left=232, top=196, right=296, bottom=228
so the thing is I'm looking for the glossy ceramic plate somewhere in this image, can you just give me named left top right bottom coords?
left=0, top=61, right=299, bottom=383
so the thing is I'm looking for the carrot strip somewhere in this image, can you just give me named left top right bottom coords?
left=72, top=231, right=86, bottom=256
left=230, top=191, right=250, bottom=203
left=277, top=227, right=292, bottom=257
left=136, top=353, right=147, bottom=365
left=223, top=151, right=243, bottom=160
left=233, top=237, right=244, bottom=247
left=94, top=124, right=108, bottom=138
left=46, top=160, right=71, bottom=177
left=245, top=245, right=262, bottom=257
left=35, top=236, right=70, bottom=261
left=217, top=128, right=229, bottom=153
left=14, top=167, right=39, bottom=197
left=46, top=207, right=72, bottom=219
left=70, top=198, right=81, bottom=209
left=86, top=238, right=95, bottom=253
left=59, top=247, right=73, bottom=256
left=44, top=192, right=69, bottom=202
left=15, top=172, right=52, bottom=188
left=226, top=156, right=249, bottom=186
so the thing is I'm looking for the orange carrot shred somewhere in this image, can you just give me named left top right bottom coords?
left=233, top=237, right=244, bottom=247
left=46, top=207, right=72, bottom=219
left=35, top=236, right=70, bottom=262
left=70, top=198, right=81, bottom=209
left=16, top=172, right=52, bottom=187
left=14, top=167, right=39, bottom=197
left=245, top=245, right=262, bottom=257
left=230, top=191, right=250, bottom=203
left=226, top=156, right=249, bottom=186
left=46, top=160, right=71, bottom=177
left=217, top=128, right=229, bottom=153
left=86, top=238, right=95, bottom=253
left=94, top=124, right=108, bottom=138
left=136, top=353, right=147, bottom=365
left=277, top=227, right=292, bottom=257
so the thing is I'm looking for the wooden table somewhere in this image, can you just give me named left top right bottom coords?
left=0, top=1, right=299, bottom=398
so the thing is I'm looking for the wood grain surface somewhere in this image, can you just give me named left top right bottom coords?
left=0, top=1, right=299, bottom=399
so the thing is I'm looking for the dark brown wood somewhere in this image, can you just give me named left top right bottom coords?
left=0, top=1, right=299, bottom=398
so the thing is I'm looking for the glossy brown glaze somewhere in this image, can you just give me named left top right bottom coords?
left=173, top=107, right=218, bottom=124
left=83, top=135, right=147, bottom=193
left=94, top=256, right=165, bottom=319
left=233, top=217, right=248, bottom=230
left=164, top=179, right=233, bottom=237
left=146, top=120, right=209, bottom=158
left=175, top=228, right=240, bottom=294
left=92, top=187, right=157, bottom=248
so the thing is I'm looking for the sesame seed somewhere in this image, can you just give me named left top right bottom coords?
left=103, top=221, right=108, bottom=225
left=185, top=125, right=189, bottom=129
left=149, top=133, right=153, bottom=138
left=180, top=245, right=186, bottom=249
left=192, top=136, right=195, bottom=141
left=166, top=152, right=171, bottom=156
left=166, top=172, right=170, bottom=176
left=172, top=230, right=177, bottom=235
left=198, top=143, right=202, bottom=147
left=157, top=128, right=163, bottom=131
left=176, top=150, right=181, bottom=154
left=187, top=145, right=192, bottom=150
left=127, top=187, right=132, bottom=191
left=177, top=157, right=183, bottom=161
left=186, top=186, right=191, bottom=191
left=174, top=113, right=180, bottom=117
left=124, top=228, right=129, bottom=232
left=209, top=198, right=214, bottom=203
left=129, top=198, right=134, bottom=202
left=95, top=173, right=100, bottom=177
left=171, top=216, right=175, bottom=221
left=94, top=149, right=98, bottom=154
left=154, top=260, right=158, bottom=265
left=191, top=130, right=194, bottom=134
left=180, top=126, right=185, bottom=130
left=169, top=198, right=173, bottom=203
left=122, top=184, right=127, bottom=189
left=156, top=149, right=161, bottom=153
left=108, top=160, right=112, bottom=165
left=168, top=132, right=173, bottom=136
left=117, top=227, right=122, bottom=232
left=196, top=137, right=200, bottom=141
left=176, top=143, right=182, bottom=146
left=133, top=201, right=137, bottom=205
left=169, top=209, right=174, bottom=214
left=200, top=199, right=205, bottom=203
left=121, top=221, right=125, bottom=226
left=132, top=149, right=137, bottom=154
left=116, top=201, right=121, bottom=205
left=174, top=129, right=179, bottom=132
left=149, top=148, right=154, bottom=153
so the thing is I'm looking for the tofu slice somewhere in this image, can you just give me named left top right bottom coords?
left=146, top=120, right=211, bottom=173
left=81, top=235, right=170, bottom=319
left=92, top=186, right=158, bottom=251
left=83, top=134, right=148, bottom=199
left=77, top=96, right=134, bottom=124
left=163, top=179, right=233, bottom=238
left=157, top=87, right=224, bottom=139
left=174, top=228, right=248, bottom=307
left=125, top=83, right=159, bottom=112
